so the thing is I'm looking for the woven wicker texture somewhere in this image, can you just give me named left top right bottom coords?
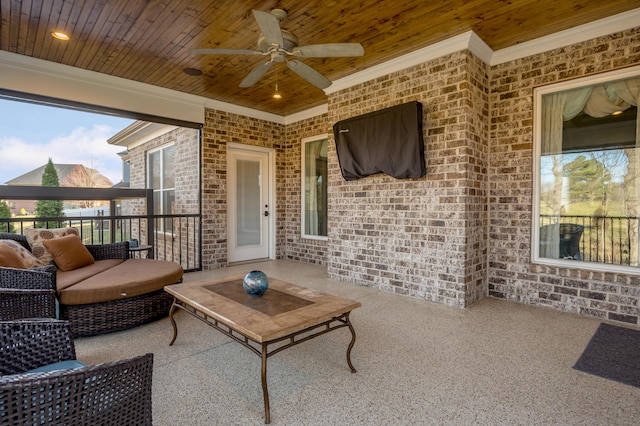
left=0, top=289, right=57, bottom=320
left=61, top=289, right=174, bottom=337
left=0, top=354, right=154, bottom=426
left=0, top=320, right=76, bottom=375
left=0, top=258, right=58, bottom=321
left=86, top=241, right=130, bottom=261
left=0, top=320, right=153, bottom=425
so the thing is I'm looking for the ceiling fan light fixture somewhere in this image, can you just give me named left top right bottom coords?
left=272, top=71, right=282, bottom=100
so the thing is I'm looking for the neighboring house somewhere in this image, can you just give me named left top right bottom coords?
left=2, top=19, right=640, bottom=328
left=4, top=163, right=113, bottom=213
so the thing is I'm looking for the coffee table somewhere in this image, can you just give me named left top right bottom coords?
left=164, top=275, right=361, bottom=424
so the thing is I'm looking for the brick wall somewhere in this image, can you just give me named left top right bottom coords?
left=283, top=113, right=330, bottom=265
left=488, top=27, right=640, bottom=325
left=325, top=51, right=489, bottom=307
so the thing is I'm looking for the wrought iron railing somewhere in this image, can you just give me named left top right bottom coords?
left=0, top=214, right=201, bottom=272
left=540, top=215, right=639, bottom=267
left=0, top=185, right=201, bottom=272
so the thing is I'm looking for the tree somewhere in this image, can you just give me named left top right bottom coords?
left=564, top=154, right=611, bottom=205
left=62, top=165, right=113, bottom=208
left=0, top=200, right=15, bottom=233
left=35, top=158, right=65, bottom=228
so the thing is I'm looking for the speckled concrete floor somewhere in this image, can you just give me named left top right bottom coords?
left=75, top=260, right=640, bottom=425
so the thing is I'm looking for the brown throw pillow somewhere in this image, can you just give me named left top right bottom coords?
left=24, top=227, right=80, bottom=265
left=0, top=242, right=26, bottom=268
left=43, top=234, right=95, bottom=272
left=0, top=240, right=45, bottom=269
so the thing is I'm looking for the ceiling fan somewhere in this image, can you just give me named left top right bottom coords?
left=189, top=9, right=364, bottom=90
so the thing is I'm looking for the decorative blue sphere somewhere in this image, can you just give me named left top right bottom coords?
left=243, top=270, right=269, bottom=297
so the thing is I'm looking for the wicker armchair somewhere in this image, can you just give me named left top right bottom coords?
left=0, top=319, right=154, bottom=425
left=0, top=264, right=58, bottom=320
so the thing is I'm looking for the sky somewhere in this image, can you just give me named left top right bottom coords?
left=0, top=99, right=134, bottom=185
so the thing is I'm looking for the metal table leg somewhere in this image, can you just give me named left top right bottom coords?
left=168, top=299, right=179, bottom=346
left=345, top=312, right=357, bottom=373
left=261, top=343, right=271, bottom=424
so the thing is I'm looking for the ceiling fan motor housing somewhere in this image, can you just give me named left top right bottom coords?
left=258, top=30, right=298, bottom=62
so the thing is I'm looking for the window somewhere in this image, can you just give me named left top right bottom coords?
left=533, top=67, right=640, bottom=272
left=147, top=144, right=175, bottom=233
left=302, top=136, right=328, bottom=239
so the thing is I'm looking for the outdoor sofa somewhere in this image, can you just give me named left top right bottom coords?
left=0, top=229, right=183, bottom=337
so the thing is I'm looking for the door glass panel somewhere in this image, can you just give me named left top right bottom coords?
left=236, top=159, right=261, bottom=246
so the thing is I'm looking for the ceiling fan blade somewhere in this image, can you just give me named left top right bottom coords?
left=292, top=43, right=364, bottom=58
left=239, top=60, right=274, bottom=88
left=286, top=59, right=332, bottom=90
left=252, top=10, right=284, bottom=48
left=189, top=48, right=263, bottom=56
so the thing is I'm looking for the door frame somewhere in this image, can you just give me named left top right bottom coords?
left=226, top=142, right=276, bottom=262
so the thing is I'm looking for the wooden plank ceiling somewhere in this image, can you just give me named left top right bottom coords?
left=1, top=1, right=637, bottom=116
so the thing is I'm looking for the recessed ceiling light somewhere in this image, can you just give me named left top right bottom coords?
left=52, top=31, right=70, bottom=41
left=611, top=110, right=623, bottom=116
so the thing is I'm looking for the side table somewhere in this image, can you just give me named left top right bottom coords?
left=129, top=244, right=153, bottom=259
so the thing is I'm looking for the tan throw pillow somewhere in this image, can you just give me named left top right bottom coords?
left=24, top=227, right=80, bottom=265
left=0, top=239, right=45, bottom=269
left=43, top=234, right=95, bottom=272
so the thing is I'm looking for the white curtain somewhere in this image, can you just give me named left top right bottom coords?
left=539, top=77, right=640, bottom=260
left=540, top=87, right=592, bottom=258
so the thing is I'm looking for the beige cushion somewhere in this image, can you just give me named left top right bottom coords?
left=56, top=259, right=125, bottom=291
left=24, top=227, right=80, bottom=265
left=59, top=259, right=183, bottom=305
left=0, top=240, right=45, bottom=268
left=43, top=234, right=95, bottom=272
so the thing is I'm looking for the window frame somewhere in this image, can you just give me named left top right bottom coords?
left=532, top=64, right=640, bottom=274
left=147, top=143, right=176, bottom=234
left=301, top=134, right=329, bottom=240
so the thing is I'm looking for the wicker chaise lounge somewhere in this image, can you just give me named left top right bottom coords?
left=0, top=319, right=154, bottom=425
left=0, top=231, right=183, bottom=337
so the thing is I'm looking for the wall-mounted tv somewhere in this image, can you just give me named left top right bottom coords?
left=333, top=101, right=425, bottom=181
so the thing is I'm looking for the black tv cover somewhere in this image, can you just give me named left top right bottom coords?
left=333, top=101, right=425, bottom=181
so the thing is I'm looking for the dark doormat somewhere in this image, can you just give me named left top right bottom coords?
left=573, top=323, right=640, bottom=388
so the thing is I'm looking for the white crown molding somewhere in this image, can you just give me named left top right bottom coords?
left=203, top=98, right=285, bottom=124
left=283, top=104, right=328, bottom=124
left=468, top=32, right=494, bottom=64
left=491, top=7, right=640, bottom=65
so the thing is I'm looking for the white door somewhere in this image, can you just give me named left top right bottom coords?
left=227, top=144, right=274, bottom=263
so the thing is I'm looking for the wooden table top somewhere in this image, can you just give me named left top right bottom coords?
left=165, top=275, right=361, bottom=343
